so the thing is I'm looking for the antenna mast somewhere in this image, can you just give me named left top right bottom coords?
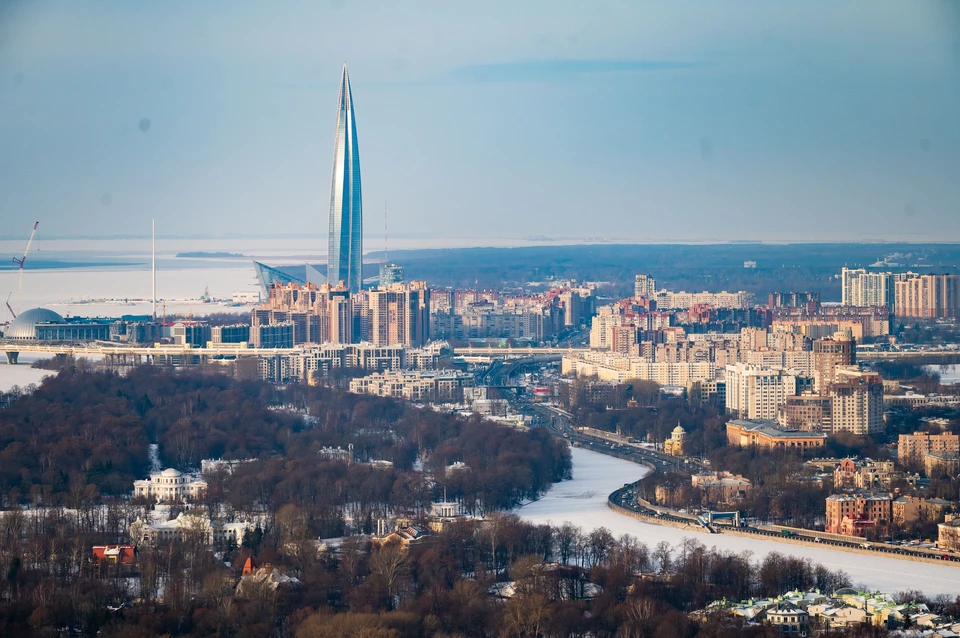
left=152, top=219, right=157, bottom=318
left=384, top=200, right=388, bottom=265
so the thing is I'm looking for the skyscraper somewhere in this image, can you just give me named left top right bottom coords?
left=328, top=64, right=363, bottom=292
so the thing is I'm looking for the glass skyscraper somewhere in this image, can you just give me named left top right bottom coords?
left=328, top=63, right=363, bottom=292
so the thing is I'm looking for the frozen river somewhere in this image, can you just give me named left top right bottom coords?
left=516, top=446, right=960, bottom=596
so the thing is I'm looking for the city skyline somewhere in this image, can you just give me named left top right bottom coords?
left=327, top=64, right=363, bottom=292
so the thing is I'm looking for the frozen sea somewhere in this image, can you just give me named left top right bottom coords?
left=516, top=446, right=960, bottom=596
left=0, top=354, right=54, bottom=393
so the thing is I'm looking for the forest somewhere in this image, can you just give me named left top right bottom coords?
left=0, top=366, right=569, bottom=519
left=4, top=502, right=937, bottom=638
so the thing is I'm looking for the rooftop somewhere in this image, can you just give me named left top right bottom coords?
left=729, top=419, right=828, bottom=439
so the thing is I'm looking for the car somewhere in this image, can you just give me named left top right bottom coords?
left=814, top=538, right=822, bottom=543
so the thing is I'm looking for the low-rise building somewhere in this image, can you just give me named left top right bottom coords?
left=924, top=451, right=960, bottom=478
left=938, top=514, right=960, bottom=551
left=825, top=493, right=892, bottom=536
left=663, top=425, right=686, bottom=456
left=349, top=370, right=475, bottom=403
left=726, top=419, right=827, bottom=451
left=765, top=602, right=808, bottom=637
left=129, top=512, right=249, bottom=547
left=691, top=471, right=751, bottom=504
left=892, top=496, right=951, bottom=527
left=133, top=468, right=207, bottom=502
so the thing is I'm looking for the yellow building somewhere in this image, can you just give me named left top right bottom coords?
left=664, top=425, right=686, bottom=456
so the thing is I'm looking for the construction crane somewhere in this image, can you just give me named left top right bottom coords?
left=5, top=293, right=14, bottom=320
left=12, top=221, right=39, bottom=314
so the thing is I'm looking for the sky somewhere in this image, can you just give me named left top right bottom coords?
left=1, top=1, right=959, bottom=245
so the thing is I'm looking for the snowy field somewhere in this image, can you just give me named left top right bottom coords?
left=516, top=446, right=960, bottom=596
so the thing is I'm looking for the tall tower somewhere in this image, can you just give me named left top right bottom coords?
left=328, top=63, right=363, bottom=292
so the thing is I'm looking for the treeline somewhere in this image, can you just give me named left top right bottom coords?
left=0, top=367, right=569, bottom=515
left=0, top=508, right=906, bottom=638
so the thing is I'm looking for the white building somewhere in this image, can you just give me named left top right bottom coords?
left=349, top=370, right=475, bottom=403
left=725, top=363, right=802, bottom=420
left=133, top=468, right=207, bottom=502
left=129, top=511, right=248, bottom=547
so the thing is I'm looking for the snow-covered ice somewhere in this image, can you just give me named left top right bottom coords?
left=516, top=446, right=960, bottom=596
left=0, top=354, right=53, bottom=393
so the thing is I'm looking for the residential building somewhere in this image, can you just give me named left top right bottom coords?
left=349, top=370, right=475, bottom=403
left=328, top=64, right=363, bottom=292
left=765, top=602, right=809, bottom=637
left=825, top=493, right=892, bottom=536
left=725, top=364, right=804, bottom=420
left=133, top=468, right=207, bottom=502
left=211, top=324, right=250, bottom=345
left=768, top=292, right=820, bottom=309
left=894, top=274, right=960, bottom=319
left=938, top=515, right=960, bottom=551
left=892, top=496, right=951, bottom=527
left=691, top=471, right=751, bottom=504
left=368, top=282, right=430, bottom=347
left=726, top=419, right=827, bottom=450
left=924, top=452, right=960, bottom=478
left=898, top=431, right=960, bottom=464
left=655, top=290, right=753, bottom=310
left=812, top=331, right=855, bottom=392
left=634, top=274, right=657, bottom=299
left=827, top=368, right=884, bottom=435
left=92, top=545, right=136, bottom=566
left=779, top=394, right=831, bottom=432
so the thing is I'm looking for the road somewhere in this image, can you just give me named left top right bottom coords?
left=483, top=357, right=960, bottom=567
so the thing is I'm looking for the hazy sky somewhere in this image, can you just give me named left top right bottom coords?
left=1, top=1, right=959, bottom=244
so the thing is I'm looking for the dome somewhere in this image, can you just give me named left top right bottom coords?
left=4, top=307, right=64, bottom=340
left=161, top=468, right=182, bottom=477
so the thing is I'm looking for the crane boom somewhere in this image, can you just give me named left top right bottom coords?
left=5, top=293, right=14, bottom=320
left=12, top=221, right=39, bottom=313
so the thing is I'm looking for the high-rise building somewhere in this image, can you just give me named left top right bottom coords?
left=368, top=282, right=430, bottom=347
left=827, top=368, right=884, bottom=435
left=812, top=330, right=856, bottom=392
left=634, top=274, right=656, bottom=299
left=724, top=364, right=803, bottom=421
left=379, top=263, right=404, bottom=288
left=894, top=274, right=960, bottom=319
left=841, top=267, right=918, bottom=311
left=328, top=64, right=363, bottom=292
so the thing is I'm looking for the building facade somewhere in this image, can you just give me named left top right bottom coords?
left=133, top=468, right=207, bottom=502
left=898, top=431, right=960, bottom=464
left=726, top=419, right=827, bottom=450
left=328, top=64, right=363, bottom=292
left=725, top=364, right=803, bottom=420
left=894, top=274, right=960, bottom=319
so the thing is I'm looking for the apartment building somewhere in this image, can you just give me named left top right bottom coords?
left=725, top=364, right=804, bottom=420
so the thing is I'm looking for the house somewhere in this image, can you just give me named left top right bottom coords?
left=765, top=602, right=808, bottom=637
left=92, top=545, right=136, bottom=566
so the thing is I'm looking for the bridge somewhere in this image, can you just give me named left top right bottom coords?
left=0, top=342, right=299, bottom=365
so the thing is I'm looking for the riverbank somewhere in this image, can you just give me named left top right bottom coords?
left=515, top=446, right=960, bottom=596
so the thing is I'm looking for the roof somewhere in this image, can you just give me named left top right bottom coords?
left=4, top=307, right=65, bottom=340
left=729, top=419, right=827, bottom=439
left=160, top=468, right=182, bottom=477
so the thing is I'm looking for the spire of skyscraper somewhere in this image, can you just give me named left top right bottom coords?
left=328, top=63, right=363, bottom=292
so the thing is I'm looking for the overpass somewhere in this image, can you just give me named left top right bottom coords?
left=452, top=346, right=587, bottom=356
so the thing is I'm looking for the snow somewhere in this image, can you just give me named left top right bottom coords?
left=516, top=446, right=960, bottom=596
